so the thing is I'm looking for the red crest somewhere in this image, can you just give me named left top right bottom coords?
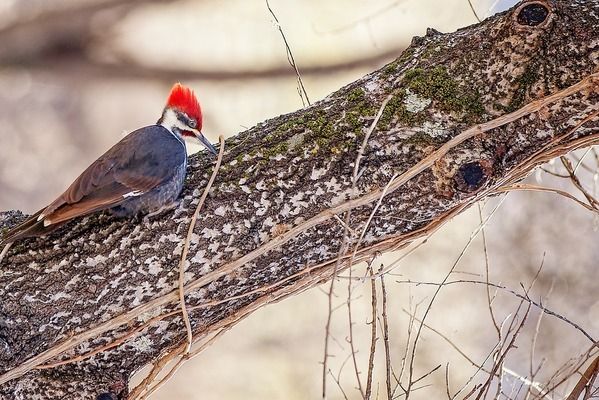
left=166, top=83, right=203, bottom=129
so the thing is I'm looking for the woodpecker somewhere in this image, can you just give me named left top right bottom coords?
left=0, top=83, right=216, bottom=245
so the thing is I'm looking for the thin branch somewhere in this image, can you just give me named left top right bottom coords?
left=466, top=0, right=482, bottom=22
left=477, top=203, right=501, bottom=339
left=565, top=355, right=599, bottom=400
left=364, top=264, right=378, bottom=399
left=178, top=135, right=226, bottom=353
left=0, top=242, right=11, bottom=264
left=265, top=0, right=311, bottom=106
left=495, top=183, right=599, bottom=214
left=393, top=279, right=597, bottom=345
left=405, top=195, right=507, bottom=397
left=379, top=268, right=394, bottom=400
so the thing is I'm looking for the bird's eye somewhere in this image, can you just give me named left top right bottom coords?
left=188, top=119, right=197, bottom=129
left=516, top=2, right=550, bottom=27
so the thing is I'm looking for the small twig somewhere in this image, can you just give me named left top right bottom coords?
left=475, top=302, right=532, bottom=399
left=0, top=242, right=12, bottom=264
left=328, top=368, right=351, bottom=400
left=137, top=346, right=188, bottom=400
left=364, top=264, right=378, bottom=399
left=573, top=147, right=594, bottom=175
left=561, top=156, right=599, bottom=207
left=333, top=214, right=357, bottom=236
left=495, top=183, right=599, bottom=213
left=539, top=165, right=570, bottom=178
left=379, top=267, right=394, bottom=400
left=565, top=355, right=599, bottom=400
left=138, top=327, right=231, bottom=400
left=351, top=94, right=394, bottom=194
left=466, top=0, right=482, bottom=22
left=347, top=95, right=394, bottom=399
left=177, top=135, right=226, bottom=353
left=404, top=196, right=507, bottom=397
left=526, top=281, right=554, bottom=400
left=323, top=94, right=392, bottom=399
left=129, top=136, right=226, bottom=400
left=477, top=203, right=501, bottom=339
left=397, top=278, right=597, bottom=345
left=265, top=0, right=311, bottom=107
left=401, top=308, right=484, bottom=371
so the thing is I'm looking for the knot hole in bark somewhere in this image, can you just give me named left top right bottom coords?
left=515, top=2, right=550, bottom=27
left=453, top=161, right=491, bottom=193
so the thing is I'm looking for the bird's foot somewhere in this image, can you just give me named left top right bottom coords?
left=143, top=201, right=180, bottom=224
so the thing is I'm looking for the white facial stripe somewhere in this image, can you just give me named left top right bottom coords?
left=160, top=108, right=191, bottom=135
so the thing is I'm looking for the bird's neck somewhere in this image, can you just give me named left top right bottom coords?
left=158, top=108, right=185, bottom=142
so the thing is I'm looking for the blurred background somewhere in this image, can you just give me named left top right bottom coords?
left=1, top=0, right=598, bottom=399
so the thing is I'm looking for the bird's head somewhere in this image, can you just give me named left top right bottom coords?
left=159, top=83, right=217, bottom=155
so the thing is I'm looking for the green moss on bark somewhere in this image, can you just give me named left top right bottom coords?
left=402, top=66, right=485, bottom=121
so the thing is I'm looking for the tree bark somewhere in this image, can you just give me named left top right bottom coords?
left=1, top=1, right=598, bottom=398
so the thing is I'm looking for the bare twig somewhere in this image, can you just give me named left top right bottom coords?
left=128, top=136, right=226, bottom=399
left=0, top=242, right=11, bottom=264
left=364, top=264, right=378, bottom=399
left=404, top=196, right=507, bottom=397
left=377, top=267, right=394, bottom=400
left=495, top=183, right=599, bottom=214
left=323, top=94, right=393, bottom=399
left=477, top=203, right=501, bottom=339
left=178, top=135, right=226, bottom=353
left=265, top=0, right=311, bottom=106
left=565, top=355, right=599, bottom=400
left=467, top=0, right=482, bottom=22
left=395, top=278, right=596, bottom=345
left=561, top=156, right=599, bottom=207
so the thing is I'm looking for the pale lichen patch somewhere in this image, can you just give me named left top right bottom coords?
left=310, top=166, right=328, bottom=180
left=404, top=89, right=432, bottom=113
left=214, top=205, right=227, bottom=216
left=86, top=254, right=107, bottom=267
left=287, top=132, right=305, bottom=150
left=131, top=336, right=153, bottom=352
left=145, top=256, right=162, bottom=275
left=421, top=120, right=449, bottom=138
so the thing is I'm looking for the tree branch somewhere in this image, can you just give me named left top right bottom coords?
left=0, top=1, right=598, bottom=398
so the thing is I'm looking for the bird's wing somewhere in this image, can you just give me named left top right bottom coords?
left=41, top=126, right=183, bottom=225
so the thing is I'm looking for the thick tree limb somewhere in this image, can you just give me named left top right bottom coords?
left=0, top=1, right=598, bottom=399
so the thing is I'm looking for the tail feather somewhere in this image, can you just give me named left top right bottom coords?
left=0, top=209, right=49, bottom=245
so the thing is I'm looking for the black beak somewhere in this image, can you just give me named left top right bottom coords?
left=194, top=131, right=217, bottom=156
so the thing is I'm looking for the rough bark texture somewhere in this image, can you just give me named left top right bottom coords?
left=1, top=1, right=598, bottom=398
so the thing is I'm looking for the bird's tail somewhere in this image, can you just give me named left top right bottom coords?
left=0, top=209, right=51, bottom=246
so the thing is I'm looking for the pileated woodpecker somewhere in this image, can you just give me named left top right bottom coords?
left=1, top=83, right=216, bottom=245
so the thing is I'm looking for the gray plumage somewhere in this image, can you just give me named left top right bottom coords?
left=1, top=125, right=188, bottom=244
